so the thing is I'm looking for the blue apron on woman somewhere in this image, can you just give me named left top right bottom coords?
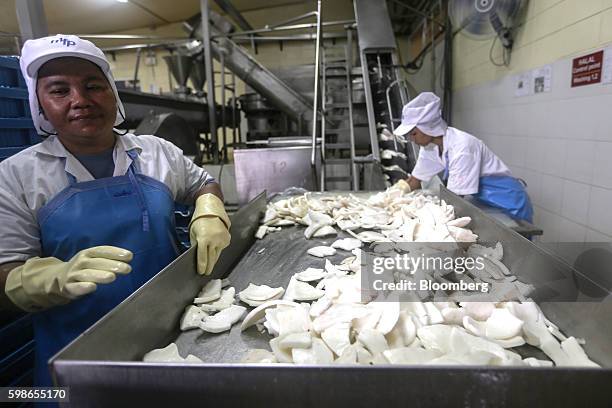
left=443, top=153, right=533, bottom=223
left=34, top=149, right=179, bottom=387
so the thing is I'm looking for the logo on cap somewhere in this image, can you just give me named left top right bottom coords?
left=50, top=37, right=76, bottom=47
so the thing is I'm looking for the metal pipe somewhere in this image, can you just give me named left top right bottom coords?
left=268, top=11, right=317, bottom=29
left=201, top=0, right=219, bottom=163
left=133, top=47, right=142, bottom=90
left=213, top=19, right=354, bottom=39
left=221, top=51, right=227, bottom=163
left=430, top=8, right=436, bottom=92
left=213, top=0, right=254, bottom=32
left=310, top=0, right=322, bottom=170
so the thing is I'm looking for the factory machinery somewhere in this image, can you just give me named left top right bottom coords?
left=114, top=0, right=414, bottom=197
left=50, top=186, right=612, bottom=406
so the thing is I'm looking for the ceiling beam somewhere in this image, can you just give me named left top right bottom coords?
left=213, top=0, right=253, bottom=31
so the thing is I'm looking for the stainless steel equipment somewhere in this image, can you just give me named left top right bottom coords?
left=238, top=93, right=288, bottom=141
left=51, top=188, right=611, bottom=407
left=163, top=54, right=193, bottom=95
left=233, top=146, right=319, bottom=204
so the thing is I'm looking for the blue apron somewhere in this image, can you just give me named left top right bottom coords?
left=443, top=151, right=534, bottom=223
left=34, top=149, right=179, bottom=387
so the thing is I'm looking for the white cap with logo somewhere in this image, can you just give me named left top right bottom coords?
left=19, top=34, right=125, bottom=135
left=393, top=92, right=447, bottom=137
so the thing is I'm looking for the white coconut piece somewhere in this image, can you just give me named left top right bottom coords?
left=523, top=357, right=554, bottom=367
left=255, top=225, right=268, bottom=239
left=295, top=268, right=327, bottom=282
left=374, top=302, right=400, bottom=335
left=304, top=210, right=334, bottom=239
left=441, top=307, right=466, bottom=325
left=334, top=345, right=358, bottom=364
left=357, top=328, right=389, bottom=355
left=331, top=237, right=363, bottom=251
left=485, top=308, right=524, bottom=340
left=240, top=283, right=285, bottom=302
left=337, top=219, right=361, bottom=231
left=447, top=216, right=472, bottom=228
left=269, top=337, right=293, bottom=363
left=240, top=300, right=300, bottom=331
left=382, top=347, right=442, bottom=365
left=397, top=311, right=417, bottom=346
left=180, top=305, right=207, bottom=331
left=313, top=225, right=337, bottom=238
left=417, top=325, right=454, bottom=354
left=313, top=303, right=368, bottom=333
left=199, top=304, right=246, bottom=333
left=561, top=337, right=600, bottom=367
left=277, top=306, right=312, bottom=336
left=493, top=336, right=526, bottom=348
left=309, top=295, right=333, bottom=317
left=194, top=279, right=222, bottom=304
left=291, top=280, right=325, bottom=301
left=200, top=287, right=236, bottom=312
left=264, top=308, right=280, bottom=336
left=241, top=349, right=278, bottom=364
left=307, top=246, right=337, bottom=258
left=463, top=316, right=487, bottom=337
left=143, top=342, right=202, bottom=363
left=321, top=322, right=351, bottom=357
left=460, top=302, right=495, bottom=321
left=279, top=332, right=312, bottom=349
left=292, top=338, right=335, bottom=365
left=424, top=302, right=444, bottom=325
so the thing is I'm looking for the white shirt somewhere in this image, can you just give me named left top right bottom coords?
left=411, top=127, right=511, bottom=195
left=0, top=133, right=215, bottom=264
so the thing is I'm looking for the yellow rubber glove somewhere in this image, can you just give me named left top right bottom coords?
left=390, top=178, right=412, bottom=193
left=5, top=246, right=133, bottom=312
left=189, top=193, right=231, bottom=276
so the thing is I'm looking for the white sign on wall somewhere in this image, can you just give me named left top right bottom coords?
left=514, top=72, right=531, bottom=97
left=532, top=64, right=552, bottom=93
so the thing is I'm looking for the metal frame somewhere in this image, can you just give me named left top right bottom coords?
left=310, top=0, right=323, bottom=189
left=200, top=0, right=219, bottom=163
left=50, top=189, right=612, bottom=407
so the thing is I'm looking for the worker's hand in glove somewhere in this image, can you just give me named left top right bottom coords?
left=189, top=193, right=231, bottom=276
left=4, top=246, right=133, bottom=312
left=390, top=178, right=412, bottom=193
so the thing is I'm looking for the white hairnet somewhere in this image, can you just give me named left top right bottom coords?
left=19, top=34, right=125, bottom=136
left=393, top=92, right=447, bottom=137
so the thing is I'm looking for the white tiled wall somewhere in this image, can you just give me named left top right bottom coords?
left=452, top=51, right=612, bottom=243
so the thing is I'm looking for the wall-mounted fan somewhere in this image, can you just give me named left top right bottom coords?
left=449, top=0, right=525, bottom=53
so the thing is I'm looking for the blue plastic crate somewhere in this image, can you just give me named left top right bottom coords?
left=0, top=87, right=30, bottom=118
left=0, top=118, right=40, bottom=148
left=0, top=57, right=25, bottom=89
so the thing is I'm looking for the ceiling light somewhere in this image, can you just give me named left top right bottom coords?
left=117, top=0, right=129, bottom=3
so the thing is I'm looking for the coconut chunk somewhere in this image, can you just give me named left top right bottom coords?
left=180, top=305, right=207, bottom=331
left=295, top=267, right=327, bottom=282
left=331, top=238, right=363, bottom=251
left=199, top=304, right=246, bottom=333
left=321, top=322, right=351, bottom=356
left=357, top=328, right=389, bottom=354
left=200, top=287, right=236, bottom=312
left=279, top=332, right=312, bottom=349
left=194, top=279, right=222, bottom=304
left=307, top=246, right=337, bottom=258
left=241, top=300, right=300, bottom=331
left=143, top=342, right=202, bottom=363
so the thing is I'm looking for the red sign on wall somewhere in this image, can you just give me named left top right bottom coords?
left=571, top=50, right=604, bottom=87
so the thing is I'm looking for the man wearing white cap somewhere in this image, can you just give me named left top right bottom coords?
left=0, top=35, right=231, bottom=386
left=392, top=92, right=533, bottom=222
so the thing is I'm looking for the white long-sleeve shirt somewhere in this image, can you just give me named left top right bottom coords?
left=411, top=127, right=511, bottom=195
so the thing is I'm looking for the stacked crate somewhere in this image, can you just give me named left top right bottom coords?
left=0, top=56, right=37, bottom=391
left=0, top=56, right=41, bottom=162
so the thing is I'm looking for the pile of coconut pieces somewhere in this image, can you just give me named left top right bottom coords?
left=255, top=188, right=480, bottom=243
left=144, top=188, right=599, bottom=367
left=145, top=244, right=598, bottom=367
